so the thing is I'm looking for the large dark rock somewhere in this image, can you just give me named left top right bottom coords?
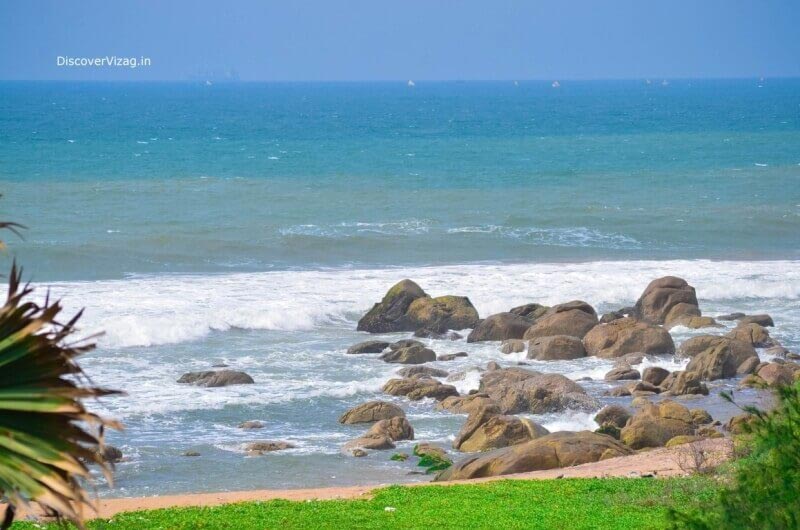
left=177, top=370, right=254, bottom=387
left=679, top=335, right=756, bottom=359
left=583, top=317, right=675, bottom=358
left=634, top=276, right=699, bottom=324
left=594, top=405, right=631, bottom=429
left=660, top=370, right=709, bottom=396
left=346, top=340, right=390, bottom=354
left=738, top=314, right=774, bottom=327
left=642, top=366, right=670, bottom=386
left=527, top=335, right=586, bottom=361
left=467, top=312, right=531, bottom=343
left=356, top=279, right=427, bottom=333
left=339, top=401, right=405, bottom=424
left=522, top=301, right=598, bottom=341
left=604, top=366, right=641, bottom=381
left=436, top=431, right=632, bottom=480
left=479, top=368, right=597, bottom=414
left=509, top=303, right=549, bottom=321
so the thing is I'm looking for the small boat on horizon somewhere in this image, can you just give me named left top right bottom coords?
left=407, top=80, right=415, bottom=87
left=551, top=80, right=560, bottom=88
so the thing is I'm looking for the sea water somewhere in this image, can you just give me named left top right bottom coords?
left=0, top=80, right=798, bottom=495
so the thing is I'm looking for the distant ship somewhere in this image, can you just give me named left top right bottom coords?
left=645, top=79, right=652, bottom=85
left=551, top=80, right=560, bottom=88
left=407, top=80, right=415, bottom=87
left=514, top=80, right=519, bottom=86
left=661, top=79, right=669, bottom=86
left=205, top=80, right=213, bottom=86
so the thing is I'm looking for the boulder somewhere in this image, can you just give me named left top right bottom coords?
left=479, top=368, right=597, bottom=414
left=594, top=405, right=631, bottom=428
left=663, top=302, right=701, bottom=326
left=522, top=301, right=598, bottom=341
left=238, top=421, right=265, bottom=429
left=600, top=307, right=635, bottom=324
left=397, top=365, right=448, bottom=378
left=342, top=435, right=395, bottom=453
left=685, top=338, right=759, bottom=381
left=630, top=381, right=661, bottom=394
left=388, top=339, right=424, bottom=351
left=177, top=370, right=254, bottom=387
left=380, top=345, right=436, bottom=364
left=436, top=393, right=497, bottom=414
left=642, top=366, right=670, bottom=386
left=509, top=303, right=550, bottom=321
left=738, top=314, right=774, bottom=327
left=660, top=370, right=709, bottom=396
left=666, top=315, right=721, bottom=330
left=604, top=366, right=641, bottom=381
left=339, top=401, right=406, bottom=424
left=583, top=318, right=675, bottom=358
left=365, top=417, right=414, bottom=441
left=690, top=409, right=713, bottom=425
left=736, top=357, right=761, bottom=375
left=757, top=363, right=794, bottom=386
left=727, top=323, right=774, bottom=348
left=633, top=276, right=699, bottom=324
left=605, top=386, right=631, bottom=397
left=725, top=413, right=756, bottom=435
left=414, top=442, right=450, bottom=462
left=436, top=431, right=633, bottom=480
left=452, top=401, right=503, bottom=448
left=99, top=445, right=123, bottom=464
left=665, top=435, right=701, bottom=448
left=244, top=441, right=295, bottom=454
left=500, top=339, right=527, bottom=354
left=527, top=335, right=586, bottom=361
left=346, top=340, right=390, bottom=354
left=619, top=401, right=695, bottom=449
left=413, top=327, right=462, bottom=340
left=679, top=335, right=756, bottom=359
left=716, top=312, right=746, bottom=321
left=356, top=279, right=428, bottom=333
left=467, top=313, right=531, bottom=343
left=438, top=352, right=468, bottom=361
left=382, top=377, right=459, bottom=401
left=457, top=415, right=549, bottom=452
left=405, top=296, right=479, bottom=331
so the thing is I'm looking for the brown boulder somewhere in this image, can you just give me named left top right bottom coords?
left=342, top=435, right=395, bottom=453
left=509, top=303, right=550, bottom=321
left=339, top=401, right=406, bottom=424
left=739, top=314, right=774, bottom=327
left=177, top=370, right=254, bottom=387
left=660, top=370, right=709, bottom=396
left=604, top=366, right=641, bottom=381
left=467, top=312, right=531, bottom=343
left=244, top=441, right=295, bottom=454
left=436, top=393, right=497, bottom=414
left=527, top=335, right=586, bottom=361
left=679, top=335, right=756, bottom=359
left=642, top=366, right=670, bottom=386
left=522, top=301, right=598, bottom=341
left=406, top=295, right=480, bottom=331
left=436, top=431, right=632, bottom=480
left=500, top=339, right=527, bottom=354
left=619, top=401, right=695, bottom=449
left=346, top=340, right=390, bottom=354
left=757, top=363, right=794, bottom=386
left=457, top=415, right=549, bottom=452
left=479, top=368, right=597, bottom=414
left=380, top=344, right=436, bottom=364
left=634, top=276, right=699, bottom=324
left=594, top=405, right=631, bottom=428
left=398, top=365, right=449, bottom=378
left=685, top=338, right=759, bottom=381
left=382, top=377, right=459, bottom=401
left=727, top=323, right=774, bottom=348
left=583, top=318, right=675, bottom=358
left=365, top=417, right=414, bottom=441
left=357, top=279, right=428, bottom=333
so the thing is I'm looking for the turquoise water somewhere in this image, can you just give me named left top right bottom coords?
left=2, top=80, right=799, bottom=279
left=0, top=80, right=799, bottom=496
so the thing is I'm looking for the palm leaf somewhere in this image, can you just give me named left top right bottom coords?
left=0, top=262, right=122, bottom=528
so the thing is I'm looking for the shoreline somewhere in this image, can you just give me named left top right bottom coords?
left=16, top=439, right=730, bottom=520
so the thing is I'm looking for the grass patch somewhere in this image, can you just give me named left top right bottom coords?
left=13, top=477, right=718, bottom=530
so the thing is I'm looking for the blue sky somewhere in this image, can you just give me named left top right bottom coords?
left=1, top=0, right=799, bottom=81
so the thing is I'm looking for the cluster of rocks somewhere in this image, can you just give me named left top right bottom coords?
left=339, top=275, right=798, bottom=478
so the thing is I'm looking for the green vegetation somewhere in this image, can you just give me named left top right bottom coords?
left=12, top=478, right=717, bottom=530
left=0, top=215, right=120, bottom=527
left=671, top=382, right=800, bottom=529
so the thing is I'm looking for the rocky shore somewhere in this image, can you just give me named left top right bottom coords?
left=333, top=275, right=797, bottom=480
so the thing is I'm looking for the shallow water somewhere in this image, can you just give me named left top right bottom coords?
left=0, top=80, right=798, bottom=496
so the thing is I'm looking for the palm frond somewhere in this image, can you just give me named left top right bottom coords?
left=0, top=262, right=122, bottom=527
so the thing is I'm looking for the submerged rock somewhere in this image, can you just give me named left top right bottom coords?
left=436, top=431, right=632, bottom=480
left=397, top=365, right=449, bottom=378
left=438, top=352, right=468, bottom=361
left=244, top=441, right=295, bottom=454
left=339, top=401, right=405, bottom=424
left=382, top=377, right=459, bottom=401
left=177, top=370, right=254, bottom=387
left=604, top=366, right=641, bottom=381
left=238, top=420, right=265, bottom=430
left=467, top=312, right=531, bottom=343
left=436, top=393, right=496, bottom=414
left=346, top=340, right=390, bottom=354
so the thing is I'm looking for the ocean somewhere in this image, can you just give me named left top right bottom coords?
left=1, top=79, right=799, bottom=496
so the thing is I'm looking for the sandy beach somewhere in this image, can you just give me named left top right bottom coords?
left=13, top=438, right=730, bottom=521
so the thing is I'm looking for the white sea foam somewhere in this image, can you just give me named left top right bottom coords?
left=34, top=259, right=800, bottom=349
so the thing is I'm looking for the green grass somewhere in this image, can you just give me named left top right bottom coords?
left=12, top=477, right=719, bottom=530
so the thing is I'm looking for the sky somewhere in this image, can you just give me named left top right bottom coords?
left=1, top=0, right=799, bottom=81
